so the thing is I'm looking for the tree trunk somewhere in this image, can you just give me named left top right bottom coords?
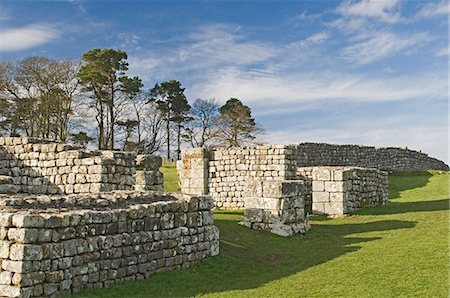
left=166, top=116, right=170, bottom=160
left=177, top=123, right=181, bottom=160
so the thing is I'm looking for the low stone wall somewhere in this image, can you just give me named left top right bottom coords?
left=0, top=137, right=163, bottom=195
left=309, top=167, right=388, bottom=216
left=294, top=143, right=449, bottom=171
left=0, top=191, right=219, bottom=297
left=241, top=180, right=309, bottom=237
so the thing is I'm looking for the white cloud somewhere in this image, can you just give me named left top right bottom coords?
left=0, top=24, right=59, bottom=52
left=417, top=1, right=449, bottom=18
left=435, top=46, right=449, bottom=57
left=340, top=31, right=430, bottom=65
left=189, top=67, right=446, bottom=110
left=128, top=23, right=277, bottom=83
left=336, top=0, right=401, bottom=23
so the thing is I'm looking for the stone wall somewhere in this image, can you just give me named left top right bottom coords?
left=308, top=167, right=388, bottom=216
left=241, top=180, right=310, bottom=236
left=0, top=191, right=219, bottom=297
left=293, top=143, right=449, bottom=171
left=0, top=137, right=163, bottom=195
left=178, top=143, right=447, bottom=210
left=179, top=146, right=292, bottom=209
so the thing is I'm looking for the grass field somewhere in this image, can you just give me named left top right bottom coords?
left=75, top=169, right=449, bottom=298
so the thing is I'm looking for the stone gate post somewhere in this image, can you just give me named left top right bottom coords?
left=177, top=148, right=210, bottom=195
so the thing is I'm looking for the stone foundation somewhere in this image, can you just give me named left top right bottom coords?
left=0, top=191, right=219, bottom=297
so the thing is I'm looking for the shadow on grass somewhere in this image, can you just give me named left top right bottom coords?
left=357, top=198, right=450, bottom=216
left=75, top=216, right=416, bottom=298
left=388, top=171, right=432, bottom=199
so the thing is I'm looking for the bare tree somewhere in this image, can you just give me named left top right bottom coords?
left=141, top=102, right=166, bottom=154
left=0, top=57, right=80, bottom=141
left=184, top=98, right=220, bottom=148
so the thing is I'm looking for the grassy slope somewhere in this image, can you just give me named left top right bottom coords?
left=75, top=170, right=449, bottom=298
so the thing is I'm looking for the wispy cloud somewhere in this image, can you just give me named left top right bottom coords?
left=190, top=67, right=446, bottom=109
left=336, top=0, right=401, bottom=23
left=287, top=32, right=330, bottom=49
left=417, top=1, right=449, bottom=18
left=128, top=23, right=277, bottom=82
left=340, top=31, right=430, bottom=65
left=0, top=24, right=60, bottom=52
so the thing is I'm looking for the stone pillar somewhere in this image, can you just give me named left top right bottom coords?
left=311, top=167, right=388, bottom=217
left=135, top=154, right=164, bottom=191
left=177, top=148, right=210, bottom=195
left=241, top=180, right=310, bottom=237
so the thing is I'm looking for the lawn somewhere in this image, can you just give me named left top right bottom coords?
left=74, top=169, right=449, bottom=298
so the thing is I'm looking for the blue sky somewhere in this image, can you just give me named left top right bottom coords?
left=0, top=0, right=448, bottom=162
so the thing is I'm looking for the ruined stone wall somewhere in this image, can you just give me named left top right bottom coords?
left=309, top=167, right=388, bottom=216
left=135, top=155, right=164, bottom=192
left=241, top=180, right=310, bottom=236
left=0, top=191, right=219, bottom=297
left=207, top=146, right=296, bottom=209
left=0, top=137, right=163, bottom=195
left=293, top=143, right=449, bottom=171
left=178, top=142, right=446, bottom=211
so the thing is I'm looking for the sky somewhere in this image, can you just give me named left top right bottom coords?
left=0, top=0, right=448, bottom=163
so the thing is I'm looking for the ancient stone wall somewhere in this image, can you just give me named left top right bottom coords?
left=0, top=191, right=219, bottom=297
left=241, top=180, right=310, bottom=236
left=178, top=143, right=447, bottom=210
left=308, top=167, right=388, bottom=217
left=0, top=137, right=163, bottom=195
left=135, top=155, right=164, bottom=192
left=293, top=143, right=449, bottom=171
left=207, top=146, right=294, bottom=209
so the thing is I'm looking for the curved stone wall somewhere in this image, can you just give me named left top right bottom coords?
left=293, top=143, right=448, bottom=171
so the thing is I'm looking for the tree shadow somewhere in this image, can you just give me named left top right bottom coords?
left=76, top=216, right=416, bottom=298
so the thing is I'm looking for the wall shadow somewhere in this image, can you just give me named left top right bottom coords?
left=0, top=144, right=63, bottom=194
left=388, top=171, right=433, bottom=199
left=78, top=217, right=416, bottom=297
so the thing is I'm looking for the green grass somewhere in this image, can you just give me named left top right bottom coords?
left=159, top=165, right=179, bottom=192
left=74, top=170, right=449, bottom=298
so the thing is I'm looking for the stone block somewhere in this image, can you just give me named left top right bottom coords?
left=244, top=209, right=263, bottom=223
left=313, top=168, right=331, bottom=181
left=312, top=181, right=325, bottom=192
left=314, top=191, right=329, bottom=203
left=269, top=224, right=294, bottom=237
left=262, top=180, right=303, bottom=198
left=10, top=244, right=43, bottom=261
left=136, top=155, right=162, bottom=170
left=0, top=285, right=21, bottom=297
left=12, top=215, right=45, bottom=228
